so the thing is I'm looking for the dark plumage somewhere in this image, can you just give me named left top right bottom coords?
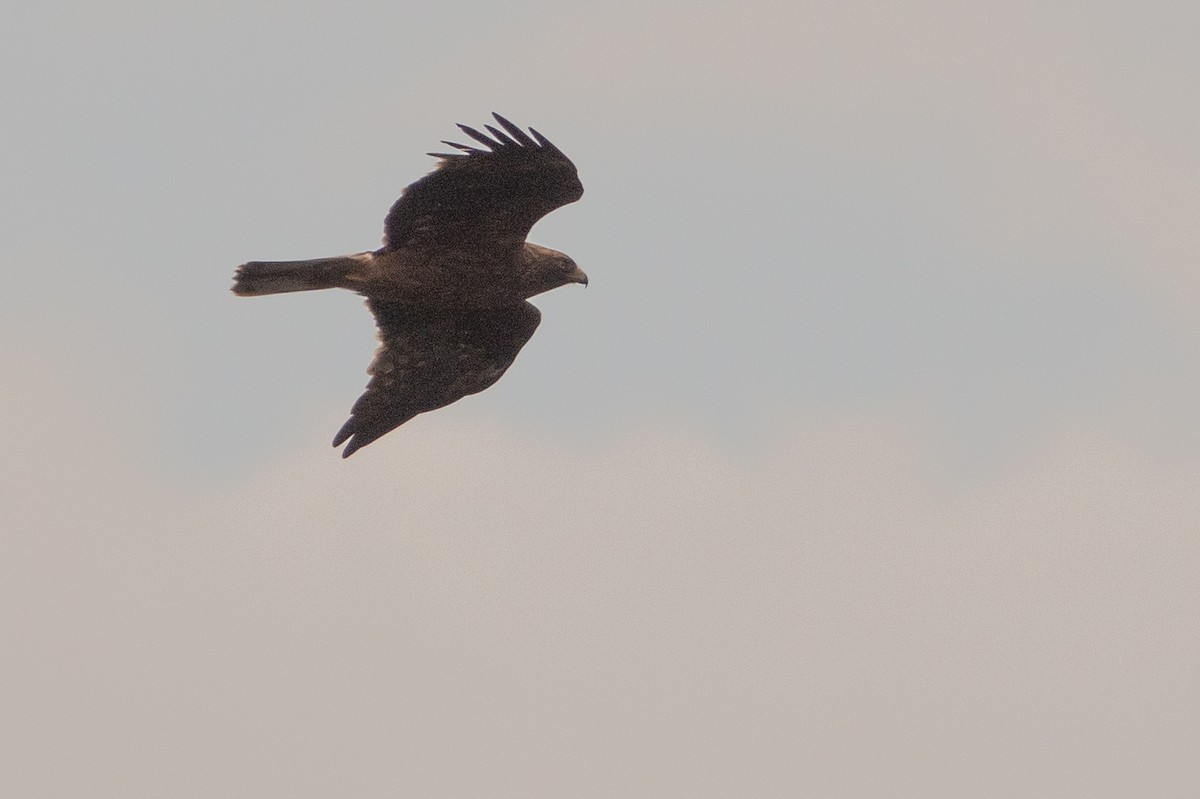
left=232, top=114, right=586, bottom=456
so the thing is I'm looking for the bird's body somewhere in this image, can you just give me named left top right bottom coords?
left=235, top=242, right=576, bottom=306
left=233, top=114, right=586, bottom=457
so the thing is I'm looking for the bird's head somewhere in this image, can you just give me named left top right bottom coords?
left=521, top=243, right=588, bottom=298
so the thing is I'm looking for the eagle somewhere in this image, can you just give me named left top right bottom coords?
left=232, top=114, right=586, bottom=457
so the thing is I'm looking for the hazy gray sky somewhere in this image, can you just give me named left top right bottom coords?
left=3, top=1, right=1199, bottom=796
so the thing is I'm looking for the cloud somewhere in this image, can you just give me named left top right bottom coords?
left=4, top=363, right=1198, bottom=796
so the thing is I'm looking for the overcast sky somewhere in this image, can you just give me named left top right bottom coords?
left=3, top=1, right=1199, bottom=796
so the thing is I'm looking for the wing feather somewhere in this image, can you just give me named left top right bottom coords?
left=456, top=123, right=501, bottom=148
left=333, top=300, right=542, bottom=457
left=491, top=114, right=538, bottom=148
left=484, top=124, right=518, bottom=147
left=382, top=113, right=583, bottom=254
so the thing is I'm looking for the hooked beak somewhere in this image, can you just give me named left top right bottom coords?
left=568, top=265, right=589, bottom=287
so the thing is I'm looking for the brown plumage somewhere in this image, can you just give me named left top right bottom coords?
left=232, top=114, right=586, bottom=457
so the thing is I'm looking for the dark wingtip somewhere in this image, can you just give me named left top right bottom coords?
left=447, top=115, right=567, bottom=158
left=484, top=124, right=517, bottom=147
left=491, top=113, right=537, bottom=147
left=528, top=126, right=565, bottom=157
left=336, top=434, right=361, bottom=458
left=443, top=140, right=484, bottom=153
left=456, top=123, right=498, bottom=148
left=333, top=419, right=371, bottom=458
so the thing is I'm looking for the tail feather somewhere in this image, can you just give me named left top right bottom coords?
left=232, top=254, right=368, bottom=297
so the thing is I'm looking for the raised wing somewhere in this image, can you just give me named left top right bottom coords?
left=381, top=113, right=583, bottom=254
left=332, top=299, right=542, bottom=457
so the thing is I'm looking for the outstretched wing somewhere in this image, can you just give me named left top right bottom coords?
left=332, top=300, right=542, bottom=457
left=381, top=113, right=583, bottom=255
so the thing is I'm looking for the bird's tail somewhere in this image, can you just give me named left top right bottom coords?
left=231, top=254, right=369, bottom=297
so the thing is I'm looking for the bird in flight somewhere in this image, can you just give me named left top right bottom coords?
left=233, top=113, right=586, bottom=457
